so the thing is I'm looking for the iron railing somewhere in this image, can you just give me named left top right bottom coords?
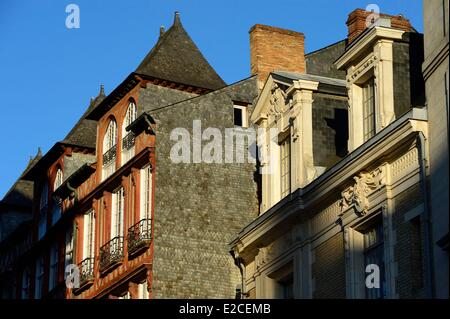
left=127, top=218, right=152, bottom=255
left=122, top=132, right=136, bottom=151
left=99, top=236, right=124, bottom=272
left=102, top=146, right=117, bottom=167
left=78, top=257, right=95, bottom=286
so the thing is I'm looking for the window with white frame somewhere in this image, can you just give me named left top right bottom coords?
left=52, top=170, right=63, bottom=225
left=102, top=119, right=118, bottom=181
left=49, top=243, right=58, bottom=291
left=233, top=104, right=248, bottom=128
left=65, top=227, right=74, bottom=269
left=111, top=187, right=124, bottom=239
left=280, top=138, right=291, bottom=198
left=38, top=182, right=48, bottom=240
left=362, top=78, right=376, bottom=142
left=21, top=267, right=31, bottom=299
left=137, top=281, right=149, bottom=299
left=140, top=165, right=152, bottom=221
left=83, top=209, right=95, bottom=260
left=35, top=256, right=45, bottom=299
left=122, top=100, right=137, bottom=164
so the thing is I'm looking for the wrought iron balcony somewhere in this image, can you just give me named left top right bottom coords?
left=102, top=146, right=117, bottom=167
left=127, top=218, right=152, bottom=256
left=78, top=257, right=95, bottom=288
left=122, top=132, right=136, bottom=151
left=99, top=236, right=124, bottom=273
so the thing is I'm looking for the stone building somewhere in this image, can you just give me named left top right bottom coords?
left=0, top=5, right=448, bottom=300
left=0, top=12, right=260, bottom=299
left=230, top=8, right=439, bottom=299
left=423, top=0, right=449, bottom=299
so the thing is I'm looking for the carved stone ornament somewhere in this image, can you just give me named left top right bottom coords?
left=340, top=166, right=385, bottom=216
left=268, top=83, right=287, bottom=116
left=256, top=243, right=274, bottom=269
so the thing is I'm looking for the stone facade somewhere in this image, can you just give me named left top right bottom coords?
left=423, top=0, right=449, bottom=299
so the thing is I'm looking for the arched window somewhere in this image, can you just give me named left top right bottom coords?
left=102, top=118, right=118, bottom=181
left=122, top=100, right=137, bottom=164
left=103, top=119, right=118, bottom=153
left=123, top=100, right=137, bottom=134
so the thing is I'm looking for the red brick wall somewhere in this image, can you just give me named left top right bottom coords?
left=249, top=24, right=305, bottom=88
left=346, top=8, right=413, bottom=44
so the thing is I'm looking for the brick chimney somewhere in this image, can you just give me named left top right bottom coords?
left=346, top=8, right=413, bottom=44
left=250, top=24, right=305, bottom=89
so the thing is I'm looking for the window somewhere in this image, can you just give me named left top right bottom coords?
left=140, top=165, right=152, bottom=220
left=111, top=188, right=124, bottom=239
left=233, top=104, right=248, bottom=127
left=83, top=209, right=95, bottom=260
left=280, top=138, right=291, bottom=198
left=49, top=243, right=58, bottom=291
left=52, top=170, right=63, bottom=225
left=102, top=119, right=118, bottom=181
left=363, top=221, right=386, bottom=299
left=122, top=101, right=137, bottom=164
left=54, top=169, right=63, bottom=190
left=21, top=267, right=31, bottom=299
left=137, top=281, right=149, bottom=299
left=38, top=182, right=48, bottom=240
left=35, top=256, right=45, bottom=299
left=362, top=78, right=376, bottom=141
left=65, top=227, right=74, bottom=270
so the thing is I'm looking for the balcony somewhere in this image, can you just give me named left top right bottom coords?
left=122, top=132, right=136, bottom=164
left=102, top=146, right=117, bottom=180
left=127, top=218, right=152, bottom=256
left=78, top=257, right=95, bottom=289
left=99, top=236, right=124, bottom=274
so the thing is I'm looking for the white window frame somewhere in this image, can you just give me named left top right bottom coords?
left=137, top=281, right=149, bottom=299
left=140, top=165, right=152, bottom=221
left=122, top=101, right=137, bottom=164
left=111, top=188, right=124, bottom=239
left=233, top=104, right=248, bottom=128
left=65, top=227, right=74, bottom=270
left=102, top=119, right=118, bottom=181
left=83, top=209, right=96, bottom=260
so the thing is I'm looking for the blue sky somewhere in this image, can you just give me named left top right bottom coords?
left=0, top=0, right=423, bottom=197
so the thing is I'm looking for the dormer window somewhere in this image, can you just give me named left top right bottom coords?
left=233, top=104, right=248, bottom=128
left=362, top=78, right=376, bottom=141
left=122, top=100, right=137, bottom=164
left=102, top=118, right=118, bottom=181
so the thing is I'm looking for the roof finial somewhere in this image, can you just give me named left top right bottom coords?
left=37, top=147, right=42, bottom=157
left=160, top=25, right=165, bottom=37
left=174, top=11, right=181, bottom=26
left=99, top=84, right=105, bottom=96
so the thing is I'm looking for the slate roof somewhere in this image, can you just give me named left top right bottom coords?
left=0, top=150, right=42, bottom=209
left=272, top=71, right=347, bottom=87
left=135, top=12, right=226, bottom=90
left=63, top=85, right=105, bottom=148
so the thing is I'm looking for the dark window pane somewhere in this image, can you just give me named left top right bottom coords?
left=234, top=107, right=243, bottom=126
